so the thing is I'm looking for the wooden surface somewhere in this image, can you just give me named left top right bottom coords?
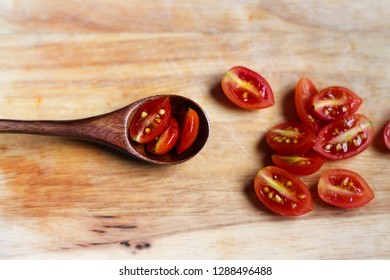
left=0, top=0, right=389, bottom=259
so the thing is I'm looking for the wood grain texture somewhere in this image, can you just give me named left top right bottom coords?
left=0, top=0, right=389, bottom=259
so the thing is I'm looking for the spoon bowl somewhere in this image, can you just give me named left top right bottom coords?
left=0, top=95, right=210, bottom=165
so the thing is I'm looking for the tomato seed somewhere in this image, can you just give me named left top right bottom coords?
left=325, top=144, right=332, bottom=150
left=274, top=194, right=282, bottom=203
left=291, top=202, right=297, bottom=209
left=144, top=127, right=151, bottom=134
left=298, top=194, right=306, bottom=200
left=141, top=111, right=148, bottom=118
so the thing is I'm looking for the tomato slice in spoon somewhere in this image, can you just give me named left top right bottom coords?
left=129, top=97, right=171, bottom=143
left=176, top=108, right=200, bottom=154
left=146, top=117, right=179, bottom=155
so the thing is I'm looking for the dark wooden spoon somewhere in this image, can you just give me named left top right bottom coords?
left=0, top=95, right=210, bottom=165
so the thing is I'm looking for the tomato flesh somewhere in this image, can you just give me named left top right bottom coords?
left=176, top=108, right=200, bottom=154
left=221, top=66, right=274, bottom=110
left=254, top=166, right=313, bottom=216
left=129, top=97, right=171, bottom=143
left=318, top=168, right=374, bottom=208
left=266, top=121, right=316, bottom=155
left=271, top=150, right=325, bottom=176
left=313, top=114, right=374, bottom=160
left=146, top=117, right=179, bottom=155
left=384, top=121, right=390, bottom=150
left=312, top=86, right=362, bottom=121
left=295, top=77, right=327, bottom=133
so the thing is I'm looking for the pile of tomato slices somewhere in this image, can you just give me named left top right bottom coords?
left=255, top=76, right=376, bottom=216
left=129, top=97, right=200, bottom=156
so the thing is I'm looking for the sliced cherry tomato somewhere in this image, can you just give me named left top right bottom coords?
left=295, top=77, right=327, bottom=133
left=129, top=97, right=171, bottom=143
left=271, top=150, right=325, bottom=176
left=266, top=121, right=316, bottom=155
left=384, top=121, right=390, bottom=150
left=312, top=86, right=362, bottom=121
left=221, top=66, right=274, bottom=110
left=318, top=168, right=375, bottom=208
left=254, top=166, right=313, bottom=216
left=146, top=117, right=179, bottom=155
left=176, top=108, right=199, bottom=154
left=313, top=114, right=374, bottom=160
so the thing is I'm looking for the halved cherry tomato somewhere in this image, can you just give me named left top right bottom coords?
left=313, top=114, right=374, bottom=160
left=384, top=121, right=390, bottom=150
left=295, top=77, right=327, bottom=133
left=254, top=166, right=313, bottom=216
left=129, top=97, right=171, bottom=143
left=176, top=108, right=199, bottom=154
left=146, top=117, right=179, bottom=155
left=312, top=86, right=362, bottom=121
left=266, top=121, right=316, bottom=155
left=221, top=66, right=274, bottom=110
left=271, top=150, right=325, bottom=176
left=317, top=168, right=375, bottom=208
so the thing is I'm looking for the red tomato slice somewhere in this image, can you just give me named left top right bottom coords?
left=266, top=121, right=316, bottom=155
left=384, top=121, right=390, bottom=150
left=221, top=66, right=274, bottom=110
left=313, top=114, right=374, bottom=160
left=312, top=86, right=362, bottom=121
left=129, top=97, right=171, bottom=143
left=176, top=108, right=200, bottom=154
left=295, top=77, right=327, bottom=133
left=146, top=117, right=179, bottom=155
left=318, top=168, right=375, bottom=208
left=271, top=150, right=325, bottom=176
left=254, top=166, right=313, bottom=216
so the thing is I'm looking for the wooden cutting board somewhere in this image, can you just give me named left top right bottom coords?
left=0, top=0, right=389, bottom=259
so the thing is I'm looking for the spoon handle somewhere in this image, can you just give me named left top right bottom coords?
left=0, top=110, right=130, bottom=152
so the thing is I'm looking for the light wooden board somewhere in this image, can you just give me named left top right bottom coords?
left=0, top=0, right=389, bottom=259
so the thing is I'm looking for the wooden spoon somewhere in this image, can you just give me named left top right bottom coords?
left=0, top=95, right=210, bottom=165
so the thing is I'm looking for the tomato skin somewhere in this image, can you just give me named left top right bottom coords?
left=254, top=166, right=313, bottom=216
left=266, top=121, right=316, bottom=155
left=271, top=150, right=325, bottom=176
left=384, top=121, right=390, bottom=150
left=295, top=77, right=327, bottom=133
left=129, top=97, right=171, bottom=143
left=312, top=86, right=362, bottom=121
left=318, top=168, right=375, bottom=208
left=176, top=108, right=200, bottom=154
left=221, top=66, right=274, bottom=110
left=313, top=114, right=374, bottom=160
left=146, top=117, right=179, bottom=155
